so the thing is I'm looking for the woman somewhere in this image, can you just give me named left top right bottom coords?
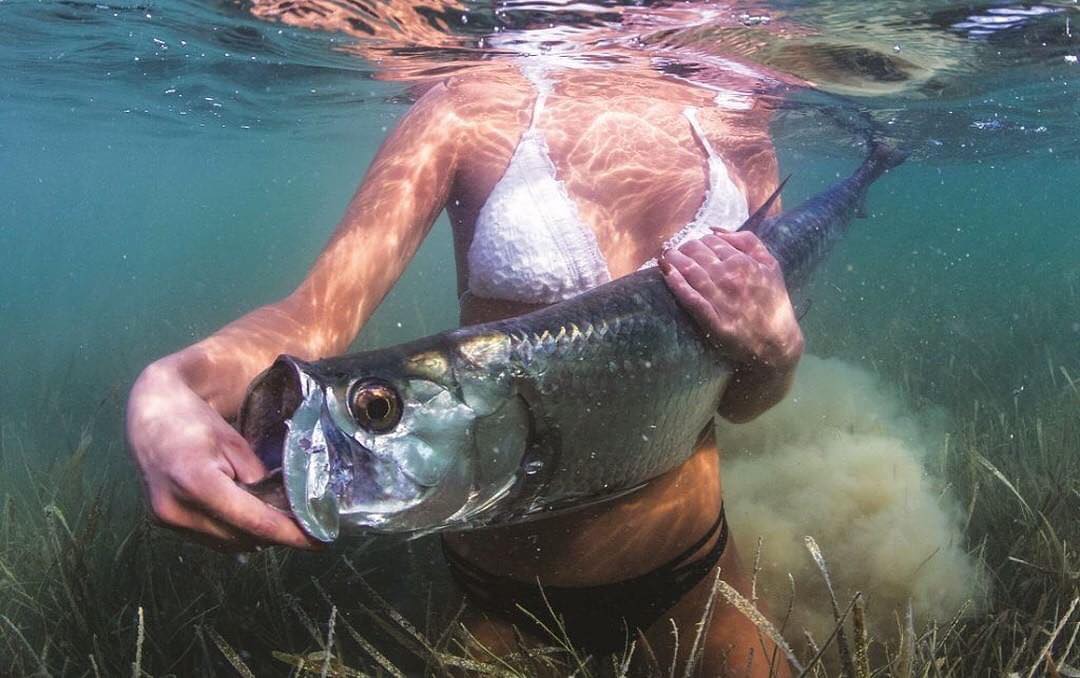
left=126, top=49, right=803, bottom=675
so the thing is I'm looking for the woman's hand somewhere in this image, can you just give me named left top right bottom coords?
left=126, top=360, right=320, bottom=551
left=660, top=230, right=804, bottom=422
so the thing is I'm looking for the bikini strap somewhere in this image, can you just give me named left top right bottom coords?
left=522, top=66, right=552, bottom=132
left=683, top=107, right=721, bottom=170
left=442, top=503, right=727, bottom=591
left=679, top=106, right=748, bottom=235
left=664, top=502, right=727, bottom=573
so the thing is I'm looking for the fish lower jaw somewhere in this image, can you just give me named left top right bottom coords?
left=335, top=495, right=433, bottom=532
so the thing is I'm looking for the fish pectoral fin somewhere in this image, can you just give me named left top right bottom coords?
left=735, top=174, right=790, bottom=235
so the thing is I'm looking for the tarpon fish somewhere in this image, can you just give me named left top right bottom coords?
left=240, top=143, right=907, bottom=542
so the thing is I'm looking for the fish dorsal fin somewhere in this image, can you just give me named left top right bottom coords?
left=735, top=174, right=790, bottom=235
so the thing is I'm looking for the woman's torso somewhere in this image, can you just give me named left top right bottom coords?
left=443, top=67, right=778, bottom=321
left=438, top=65, right=777, bottom=585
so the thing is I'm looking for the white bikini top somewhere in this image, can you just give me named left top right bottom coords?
left=467, top=67, right=748, bottom=305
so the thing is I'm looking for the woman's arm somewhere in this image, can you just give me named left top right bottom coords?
left=174, top=82, right=464, bottom=417
left=126, top=81, right=464, bottom=549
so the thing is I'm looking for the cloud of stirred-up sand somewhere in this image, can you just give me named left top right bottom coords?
left=718, top=355, right=983, bottom=645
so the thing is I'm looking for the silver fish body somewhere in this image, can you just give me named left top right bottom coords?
left=477, top=268, right=729, bottom=508
left=240, top=143, right=906, bottom=541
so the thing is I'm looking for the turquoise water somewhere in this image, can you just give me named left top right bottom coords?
left=1, top=0, right=1079, bottom=674
left=1, top=100, right=459, bottom=440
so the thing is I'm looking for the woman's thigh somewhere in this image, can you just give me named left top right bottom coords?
left=641, top=549, right=792, bottom=678
left=455, top=560, right=792, bottom=677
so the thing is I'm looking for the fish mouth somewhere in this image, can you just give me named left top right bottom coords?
left=239, top=357, right=426, bottom=542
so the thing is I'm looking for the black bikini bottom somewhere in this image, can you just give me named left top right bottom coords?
left=443, top=504, right=728, bottom=657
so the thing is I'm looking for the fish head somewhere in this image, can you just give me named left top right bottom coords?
left=239, top=335, right=526, bottom=541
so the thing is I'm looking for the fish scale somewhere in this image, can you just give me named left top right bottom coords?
left=495, top=270, right=729, bottom=505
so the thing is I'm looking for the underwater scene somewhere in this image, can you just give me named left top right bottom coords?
left=1, top=0, right=1079, bottom=675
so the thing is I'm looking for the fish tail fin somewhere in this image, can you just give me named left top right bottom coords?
left=737, top=174, right=791, bottom=235
left=865, top=141, right=909, bottom=180
left=855, top=142, right=908, bottom=217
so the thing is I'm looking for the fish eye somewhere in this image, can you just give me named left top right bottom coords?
left=348, top=379, right=402, bottom=433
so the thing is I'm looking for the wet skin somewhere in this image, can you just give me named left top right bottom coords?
left=125, top=66, right=802, bottom=675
